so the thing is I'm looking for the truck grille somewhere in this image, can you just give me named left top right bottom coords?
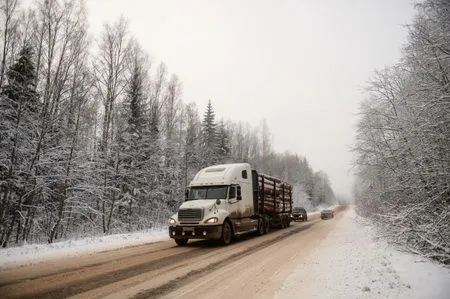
left=178, top=208, right=203, bottom=222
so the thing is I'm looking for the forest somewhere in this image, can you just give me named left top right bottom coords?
left=354, top=0, right=449, bottom=264
left=0, top=0, right=336, bottom=247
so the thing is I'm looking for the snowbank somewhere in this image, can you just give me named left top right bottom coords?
left=0, top=229, right=169, bottom=269
left=275, top=208, right=450, bottom=298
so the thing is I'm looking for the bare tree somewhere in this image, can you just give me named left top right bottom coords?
left=92, top=17, right=130, bottom=233
left=0, top=0, right=19, bottom=88
left=163, top=74, right=182, bottom=141
left=354, top=0, right=450, bottom=264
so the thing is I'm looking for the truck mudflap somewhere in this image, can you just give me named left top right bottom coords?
left=169, top=225, right=223, bottom=240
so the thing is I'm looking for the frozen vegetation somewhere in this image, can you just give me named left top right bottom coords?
left=354, top=0, right=450, bottom=264
left=0, top=0, right=336, bottom=249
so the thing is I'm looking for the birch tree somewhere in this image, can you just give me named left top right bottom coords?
left=93, top=17, right=129, bottom=233
left=0, top=0, right=19, bottom=88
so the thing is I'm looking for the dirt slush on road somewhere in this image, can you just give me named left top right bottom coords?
left=0, top=207, right=344, bottom=299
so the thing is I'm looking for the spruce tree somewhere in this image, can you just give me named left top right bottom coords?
left=0, top=45, right=39, bottom=247
left=216, top=120, right=231, bottom=163
left=2, top=45, right=39, bottom=114
left=126, top=62, right=146, bottom=137
left=201, top=100, right=217, bottom=166
left=116, top=57, right=149, bottom=230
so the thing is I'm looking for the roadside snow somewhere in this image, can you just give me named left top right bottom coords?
left=275, top=208, right=450, bottom=299
left=0, top=229, right=169, bottom=269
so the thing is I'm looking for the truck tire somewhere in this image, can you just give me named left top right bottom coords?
left=220, top=221, right=232, bottom=245
left=257, top=218, right=265, bottom=236
left=264, top=217, right=270, bottom=234
left=280, top=217, right=286, bottom=229
left=175, top=239, right=188, bottom=246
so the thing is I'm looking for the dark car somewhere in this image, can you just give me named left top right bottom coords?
left=291, top=207, right=308, bottom=222
left=321, top=209, right=334, bottom=219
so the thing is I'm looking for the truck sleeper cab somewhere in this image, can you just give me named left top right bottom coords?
left=169, top=163, right=293, bottom=246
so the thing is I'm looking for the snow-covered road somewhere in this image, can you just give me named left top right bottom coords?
left=0, top=208, right=448, bottom=298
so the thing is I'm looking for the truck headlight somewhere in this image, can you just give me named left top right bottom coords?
left=169, top=218, right=176, bottom=225
left=204, top=217, right=218, bottom=224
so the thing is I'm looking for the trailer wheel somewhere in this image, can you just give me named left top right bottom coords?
left=282, top=216, right=290, bottom=228
left=257, top=218, right=265, bottom=236
left=175, top=239, right=188, bottom=246
left=280, top=216, right=286, bottom=229
left=220, top=221, right=232, bottom=245
left=264, top=217, right=270, bottom=234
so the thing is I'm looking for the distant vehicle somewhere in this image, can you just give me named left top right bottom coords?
left=291, top=207, right=307, bottom=222
left=321, top=209, right=334, bottom=220
left=169, top=163, right=293, bottom=246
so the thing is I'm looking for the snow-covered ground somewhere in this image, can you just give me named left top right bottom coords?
left=0, top=229, right=169, bottom=269
left=275, top=209, right=450, bottom=299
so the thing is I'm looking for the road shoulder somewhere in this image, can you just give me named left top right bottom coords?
left=274, top=209, right=450, bottom=299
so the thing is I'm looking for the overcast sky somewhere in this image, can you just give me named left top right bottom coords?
left=88, top=0, right=416, bottom=199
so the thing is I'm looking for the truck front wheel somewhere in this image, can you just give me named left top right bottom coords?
left=221, top=221, right=232, bottom=245
left=175, top=239, right=188, bottom=246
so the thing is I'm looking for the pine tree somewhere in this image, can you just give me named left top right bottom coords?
left=216, top=120, right=231, bottom=163
left=115, top=57, right=148, bottom=229
left=201, top=100, right=218, bottom=166
left=2, top=45, right=39, bottom=113
left=126, top=61, right=146, bottom=137
left=0, top=45, right=39, bottom=247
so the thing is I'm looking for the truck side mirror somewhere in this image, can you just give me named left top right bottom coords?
left=237, top=186, right=242, bottom=200
left=185, top=189, right=189, bottom=201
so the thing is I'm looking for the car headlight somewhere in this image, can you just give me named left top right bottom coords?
left=204, top=217, right=218, bottom=224
left=169, top=218, right=176, bottom=225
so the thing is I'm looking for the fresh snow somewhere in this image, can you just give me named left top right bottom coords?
left=0, top=229, right=169, bottom=269
left=274, top=208, right=450, bottom=299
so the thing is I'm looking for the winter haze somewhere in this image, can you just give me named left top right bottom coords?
left=87, top=0, right=416, bottom=199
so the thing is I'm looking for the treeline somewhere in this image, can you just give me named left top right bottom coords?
left=354, top=0, right=449, bottom=264
left=0, top=0, right=335, bottom=247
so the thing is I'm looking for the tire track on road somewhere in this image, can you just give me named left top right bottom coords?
left=1, top=246, right=210, bottom=299
left=133, top=222, right=316, bottom=299
left=2, top=213, right=330, bottom=299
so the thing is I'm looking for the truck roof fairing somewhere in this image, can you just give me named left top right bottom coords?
left=190, top=163, right=252, bottom=187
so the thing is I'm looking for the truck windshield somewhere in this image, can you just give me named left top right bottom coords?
left=188, top=186, right=228, bottom=200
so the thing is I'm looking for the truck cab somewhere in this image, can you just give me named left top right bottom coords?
left=169, top=163, right=256, bottom=245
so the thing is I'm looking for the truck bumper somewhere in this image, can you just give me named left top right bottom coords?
left=169, top=225, right=223, bottom=240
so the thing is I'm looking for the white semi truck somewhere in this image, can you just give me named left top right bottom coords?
left=169, top=163, right=293, bottom=246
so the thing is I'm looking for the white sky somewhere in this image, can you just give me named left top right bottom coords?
left=87, top=0, right=416, bottom=199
